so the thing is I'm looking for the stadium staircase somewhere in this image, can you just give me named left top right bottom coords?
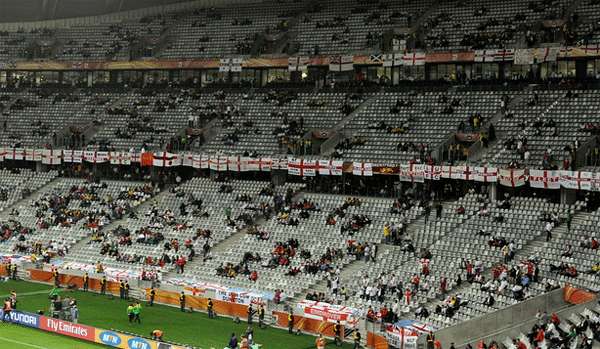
left=65, top=185, right=175, bottom=270
left=480, top=86, right=565, bottom=166
left=0, top=176, right=60, bottom=220
left=468, top=86, right=532, bottom=164
left=319, top=95, right=379, bottom=156
left=418, top=209, right=588, bottom=330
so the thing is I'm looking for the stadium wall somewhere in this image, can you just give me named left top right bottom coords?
left=418, top=288, right=568, bottom=346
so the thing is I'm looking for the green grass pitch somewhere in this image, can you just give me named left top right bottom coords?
left=0, top=280, right=355, bottom=349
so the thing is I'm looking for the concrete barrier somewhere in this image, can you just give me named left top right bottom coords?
left=418, top=288, right=567, bottom=347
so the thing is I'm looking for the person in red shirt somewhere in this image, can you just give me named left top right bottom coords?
left=404, top=288, right=412, bottom=305
left=176, top=256, right=186, bottom=273
left=411, top=274, right=420, bottom=289
left=551, top=312, right=560, bottom=325
left=366, top=306, right=376, bottom=322
left=249, top=270, right=258, bottom=282
left=440, top=277, right=447, bottom=294
left=379, top=306, right=388, bottom=322
left=534, top=327, right=544, bottom=343
left=2, top=297, right=12, bottom=322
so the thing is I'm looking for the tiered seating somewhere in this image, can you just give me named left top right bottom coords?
left=337, top=196, right=474, bottom=313
left=575, top=0, right=600, bottom=44
left=532, top=208, right=600, bottom=292
left=202, top=92, right=359, bottom=156
left=425, top=197, right=574, bottom=328
left=53, top=16, right=171, bottom=61
left=92, top=90, right=198, bottom=150
left=0, top=169, right=57, bottom=212
left=0, top=29, right=49, bottom=61
left=422, top=0, right=569, bottom=50
left=174, top=194, right=421, bottom=297
left=483, top=90, right=600, bottom=168
left=160, top=2, right=304, bottom=59
left=0, top=178, right=152, bottom=261
left=70, top=178, right=303, bottom=274
left=0, top=89, right=100, bottom=147
left=294, top=0, right=431, bottom=55
left=342, top=91, right=501, bottom=165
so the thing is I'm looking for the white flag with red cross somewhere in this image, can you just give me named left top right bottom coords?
left=287, top=158, right=317, bottom=177
left=560, top=170, right=591, bottom=190
left=209, top=155, right=227, bottom=171
left=5, top=148, right=26, bottom=161
left=182, top=153, right=195, bottom=167
left=424, top=165, right=442, bottom=180
left=152, top=152, right=181, bottom=167
left=200, top=154, right=209, bottom=169
left=399, top=163, right=425, bottom=183
left=41, top=149, right=62, bottom=165
left=352, top=162, right=373, bottom=176
left=317, top=160, right=343, bottom=176
left=402, top=52, right=426, bottom=66
left=62, top=150, right=83, bottom=163
left=529, top=169, right=560, bottom=189
left=108, top=151, right=131, bottom=165
left=227, top=156, right=248, bottom=172
left=473, top=166, right=498, bottom=183
left=449, top=165, right=474, bottom=180
left=498, top=168, right=527, bottom=187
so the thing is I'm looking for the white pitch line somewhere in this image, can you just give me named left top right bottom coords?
left=0, top=335, right=50, bottom=349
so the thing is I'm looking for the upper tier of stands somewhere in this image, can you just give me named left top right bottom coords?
left=0, top=0, right=595, bottom=61
left=2, top=85, right=600, bottom=171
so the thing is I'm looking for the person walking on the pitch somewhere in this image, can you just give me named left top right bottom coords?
left=133, top=302, right=142, bottom=324
left=124, top=281, right=130, bottom=299
left=52, top=268, right=59, bottom=287
left=70, top=304, right=79, bottom=324
left=82, top=272, right=89, bottom=292
left=179, top=291, right=186, bottom=312
left=149, top=288, right=156, bottom=306
left=228, top=333, right=238, bottom=349
left=334, top=320, right=342, bottom=346
left=247, top=304, right=253, bottom=325
left=2, top=297, right=12, bottom=322
left=316, top=334, right=326, bottom=349
left=127, top=303, right=135, bottom=323
left=207, top=298, right=215, bottom=318
left=100, top=275, right=107, bottom=295
left=10, top=264, right=17, bottom=280
left=287, top=309, right=294, bottom=334
left=119, top=280, right=125, bottom=299
left=257, top=304, right=265, bottom=328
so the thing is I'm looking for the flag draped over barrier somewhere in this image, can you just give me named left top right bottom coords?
left=5, top=147, right=600, bottom=191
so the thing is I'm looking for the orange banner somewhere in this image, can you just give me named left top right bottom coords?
left=28, top=270, right=121, bottom=295
left=367, top=332, right=389, bottom=349
left=563, top=284, right=597, bottom=304
left=145, top=289, right=248, bottom=318
left=272, top=311, right=339, bottom=337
